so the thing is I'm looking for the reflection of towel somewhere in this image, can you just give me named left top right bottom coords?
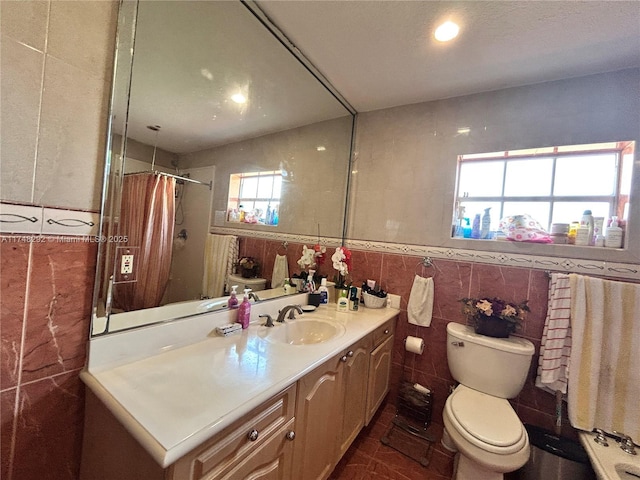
left=568, top=274, right=640, bottom=441
left=202, top=234, right=238, bottom=298
left=408, top=275, right=434, bottom=327
left=535, top=273, right=572, bottom=394
left=271, top=254, right=289, bottom=289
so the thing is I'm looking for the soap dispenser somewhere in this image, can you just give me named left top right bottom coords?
left=228, top=285, right=239, bottom=309
left=604, top=216, right=623, bottom=248
left=237, top=288, right=252, bottom=329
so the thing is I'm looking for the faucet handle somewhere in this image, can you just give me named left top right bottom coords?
left=259, top=314, right=274, bottom=328
left=613, top=431, right=637, bottom=455
left=594, top=429, right=609, bottom=446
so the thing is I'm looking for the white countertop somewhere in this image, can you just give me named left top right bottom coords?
left=81, top=303, right=399, bottom=467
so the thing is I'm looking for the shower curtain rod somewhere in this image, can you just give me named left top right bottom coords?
left=154, top=170, right=212, bottom=190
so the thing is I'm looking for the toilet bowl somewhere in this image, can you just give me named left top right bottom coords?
left=443, top=385, right=530, bottom=478
left=228, top=274, right=267, bottom=292
left=443, top=322, right=535, bottom=480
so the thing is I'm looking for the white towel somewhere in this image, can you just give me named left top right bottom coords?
left=408, top=275, right=434, bottom=327
left=271, top=254, right=289, bottom=289
left=202, top=234, right=238, bottom=298
left=535, top=273, right=572, bottom=394
left=568, top=274, right=640, bottom=440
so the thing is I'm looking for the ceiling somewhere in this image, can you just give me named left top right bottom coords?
left=122, top=1, right=640, bottom=154
left=257, top=0, right=640, bottom=112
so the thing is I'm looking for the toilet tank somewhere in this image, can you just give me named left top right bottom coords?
left=447, top=322, right=535, bottom=398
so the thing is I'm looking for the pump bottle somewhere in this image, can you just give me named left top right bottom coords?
left=237, top=288, right=252, bottom=329
left=228, top=285, right=239, bottom=309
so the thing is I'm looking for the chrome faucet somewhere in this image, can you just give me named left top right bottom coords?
left=613, top=431, right=637, bottom=455
left=277, top=305, right=303, bottom=323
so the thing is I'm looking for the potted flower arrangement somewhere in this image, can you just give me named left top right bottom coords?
left=238, top=257, right=260, bottom=278
left=459, top=296, right=529, bottom=338
left=292, top=244, right=326, bottom=290
left=332, top=246, right=352, bottom=298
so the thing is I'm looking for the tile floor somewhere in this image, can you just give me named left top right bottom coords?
left=329, top=399, right=455, bottom=480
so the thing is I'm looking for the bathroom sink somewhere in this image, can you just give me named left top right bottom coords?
left=261, top=319, right=345, bottom=345
left=616, top=463, right=640, bottom=480
left=580, top=431, right=640, bottom=480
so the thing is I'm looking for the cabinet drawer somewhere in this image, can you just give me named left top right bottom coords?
left=171, top=384, right=296, bottom=480
left=372, top=318, right=395, bottom=348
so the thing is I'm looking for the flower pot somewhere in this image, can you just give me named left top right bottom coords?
left=475, top=316, right=512, bottom=338
left=240, top=267, right=257, bottom=278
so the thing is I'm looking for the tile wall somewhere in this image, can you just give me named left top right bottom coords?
left=0, top=2, right=117, bottom=479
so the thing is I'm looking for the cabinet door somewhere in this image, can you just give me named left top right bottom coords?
left=292, top=356, right=343, bottom=480
left=338, top=336, right=371, bottom=457
left=365, top=334, right=393, bottom=425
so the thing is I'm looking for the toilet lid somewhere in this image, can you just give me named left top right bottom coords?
left=450, top=386, right=524, bottom=448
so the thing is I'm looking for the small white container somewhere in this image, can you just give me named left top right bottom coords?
left=605, top=216, right=623, bottom=248
left=574, top=227, right=591, bottom=246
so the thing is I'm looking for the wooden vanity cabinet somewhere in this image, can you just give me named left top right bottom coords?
left=365, top=318, right=395, bottom=425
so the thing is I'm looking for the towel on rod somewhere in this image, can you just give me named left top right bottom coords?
left=202, top=234, right=238, bottom=298
left=535, top=273, right=572, bottom=394
left=408, top=275, right=434, bottom=327
left=271, top=254, right=289, bottom=289
left=568, top=274, right=640, bottom=441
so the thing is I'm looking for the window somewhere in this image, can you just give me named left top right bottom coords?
left=453, top=141, right=633, bottom=237
left=227, top=171, right=282, bottom=226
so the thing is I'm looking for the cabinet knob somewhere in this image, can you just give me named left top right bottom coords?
left=285, top=430, right=296, bottom=441
left=384, top=329, right=390, bottom=334
left=340, top=355, right=348, bottom=362
left=248, top=429, right=259, bottom=441
left=347, top=350, right=354, bottom=357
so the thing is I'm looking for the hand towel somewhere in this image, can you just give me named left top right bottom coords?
left=271, top=254, right=289, bottom=289
left=408, top=275, right=434, bottom=327
left=568, top=274, right=640, bottom=441
left=535, top=273, right=572, bottom=394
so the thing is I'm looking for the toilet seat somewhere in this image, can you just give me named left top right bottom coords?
left=446, top=385, right=526, bottom=455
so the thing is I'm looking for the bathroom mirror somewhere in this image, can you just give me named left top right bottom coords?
left=91, top=0, right=354, bottom=335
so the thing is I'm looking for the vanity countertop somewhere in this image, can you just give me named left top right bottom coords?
left=81, top=304, right=399, bottom=467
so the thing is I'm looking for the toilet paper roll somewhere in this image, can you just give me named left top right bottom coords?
left=405, top=335, right=425, bottom=355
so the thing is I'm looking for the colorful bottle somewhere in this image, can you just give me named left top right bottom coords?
left=237, top=288, right=252, bottom=329
left=480, top=208, right=491, bottom=239
left=305, top=269, right=316, bottom=293
left=471, top=214, right=481, bottom=239
left=336, top=289, right=348, bottom=312
left=318, top=278, right=329, bottom=305
left=228, top=285, right=239, bottom=309
left=604, top=216, right=623, bottom=248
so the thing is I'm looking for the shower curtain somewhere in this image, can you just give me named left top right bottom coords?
left=113, top=173, right=176, bottom=311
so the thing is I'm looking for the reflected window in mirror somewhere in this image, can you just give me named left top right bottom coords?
left=227, top=171, right=282, bottom=225
left=453, top=141, right=634, bottom=241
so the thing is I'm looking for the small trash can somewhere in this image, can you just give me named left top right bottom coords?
left=518, top=424, right=596, bottom=480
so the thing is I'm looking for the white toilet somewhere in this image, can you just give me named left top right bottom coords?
left=442, top=322, right=535, bottom=480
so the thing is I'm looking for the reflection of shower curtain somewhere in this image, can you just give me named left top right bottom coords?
left=114, top=173, right=176, bottom=311
left=202, top=234, right=238, bottom=298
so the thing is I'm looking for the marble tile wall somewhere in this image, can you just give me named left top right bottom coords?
left=249, top=237, right=639, bottom=442
left=0, top=2, right=117, bottom=479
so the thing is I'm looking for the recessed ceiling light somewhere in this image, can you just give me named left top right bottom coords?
left=316, top=146, right=326, bottom=152
left=231, top=93, right=246, bottom=104
left=435, top=21, right=459, bottom=42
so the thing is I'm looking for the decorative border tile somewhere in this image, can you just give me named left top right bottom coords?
left=0, top=203, right=43, bottom=234
left=210, top=226, right=343, bottom=248
left=344, top=239, right=640, bottom=282
left=42, top=208, right=99, bottom=236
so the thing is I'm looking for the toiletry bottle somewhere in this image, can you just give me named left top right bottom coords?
left=580, top=209, right=594, bottom=245
left=336, top=289, right=348, bottom=312
left=318, top=278, right=329, bottom=304
left=304, top=269, right=316, bottom=292
left=480, top=208, right=491, bottom=239
left=605, top=216, right=623, bottom=248
left=283, top=278, right=293, bottom=295
left=471, top=214, right=481, bottom=239
left=228, top=285, right=239, bottom=309
left=349, top=286, right=359, bottom=311
left=462, top=218, right=471, bottom=238
left=237, top=288, right=252, bottom=329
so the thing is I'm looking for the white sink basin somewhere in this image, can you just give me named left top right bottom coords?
left=580, top=431, right=640, bottom=480
left=260, top=319, right=345, bottom=345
